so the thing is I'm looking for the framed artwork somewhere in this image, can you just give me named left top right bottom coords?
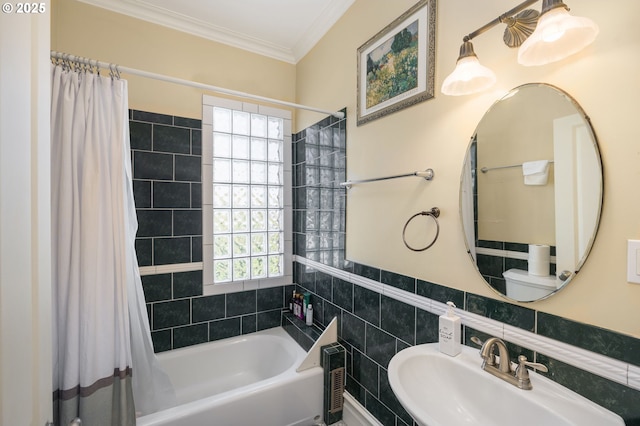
left=357, top=0, right=436, bottom=126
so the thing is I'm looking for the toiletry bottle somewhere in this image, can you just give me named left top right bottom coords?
left=306, top=303, right=313, bottom=326
left=296, top=294, right=303, bottom=319
left=289, top=290, right=295, bottom=313
left=298, top=294, right=305, bottom=320
left=303, top=292, right=311, bottom=320
left=439, top=301, right=461, bottom=356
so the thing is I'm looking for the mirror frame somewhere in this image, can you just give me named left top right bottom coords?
left=459, top=83, right=604, bottom=303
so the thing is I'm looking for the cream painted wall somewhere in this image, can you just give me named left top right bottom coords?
left=296, top=0, right=640, bottom=337
left=51, top=0, right=297, bottom=121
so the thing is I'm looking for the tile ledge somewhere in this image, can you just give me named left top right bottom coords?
left=139, top=262, right=203, bottom=276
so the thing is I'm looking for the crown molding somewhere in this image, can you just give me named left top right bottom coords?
left=77, top=0, right=353, bottom=63
left=292, top=0, right=356, bottom=62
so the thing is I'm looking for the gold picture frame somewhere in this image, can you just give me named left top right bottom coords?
left=357, top=0, right=436, bottom=126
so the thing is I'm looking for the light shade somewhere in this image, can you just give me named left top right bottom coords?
left=441, top=42, right=497, bottom=96
left=518, top=1, right=599, bottom=66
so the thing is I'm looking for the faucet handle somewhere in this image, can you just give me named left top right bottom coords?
left=517, top=355, right=548, bottom=374
left=515, top=355, right=548, bottom=389
left=470, top=336, right=484, bottom=347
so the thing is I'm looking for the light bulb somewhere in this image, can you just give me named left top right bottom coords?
left=441, top=42, right=496, bottom=96
left=518, top=5, right=599, bottom=66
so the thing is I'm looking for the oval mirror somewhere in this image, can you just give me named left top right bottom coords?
left=460, top=83, right=603, bottom=302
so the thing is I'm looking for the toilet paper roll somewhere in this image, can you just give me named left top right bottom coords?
left=528, top=244, right=550, bottom=276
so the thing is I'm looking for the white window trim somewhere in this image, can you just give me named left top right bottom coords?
left=202, top=95, right=293, bottom=295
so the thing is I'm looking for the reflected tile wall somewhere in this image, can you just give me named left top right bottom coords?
left=475, top=240, right=557, bottom=295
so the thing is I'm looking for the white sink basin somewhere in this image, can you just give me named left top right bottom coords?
left=388, top=343, right=624, bottom=426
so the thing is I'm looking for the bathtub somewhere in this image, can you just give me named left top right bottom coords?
left=137, top=327, right=324, bottom=426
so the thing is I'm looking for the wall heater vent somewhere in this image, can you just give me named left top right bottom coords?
left=329, top=366, right=345, bottom=413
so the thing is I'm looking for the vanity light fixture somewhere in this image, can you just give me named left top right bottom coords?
left=441, top=0, right=598, bottom=96
left=517, top=0, right=599, bottom=66
left=441, top=41, right=497, bottom=96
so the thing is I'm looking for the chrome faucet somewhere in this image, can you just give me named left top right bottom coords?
left=476, top=336, right=548, bottom=390
left=480, top=337, right=512, bottom=374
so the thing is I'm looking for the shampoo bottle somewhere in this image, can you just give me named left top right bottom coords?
left=439, top=301, right=461, bottom=356
left=306, top=304, right=313, bottom=326
left=297, top=294, right=304, bottom=320
left=293, top=292, right=299, bottom=317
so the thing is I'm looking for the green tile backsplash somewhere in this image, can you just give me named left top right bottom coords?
left=466, top=293, right=536, bottom=332
left=293, top=259, right=640, bottom=426
left=381, top=270, right=416, bottom=293
left=537, top=355, right=640, bottom=423
left=538, top=312, right=640, bottom=366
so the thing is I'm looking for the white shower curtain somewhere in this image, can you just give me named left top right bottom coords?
left=51, top=64, right=174, bottom=425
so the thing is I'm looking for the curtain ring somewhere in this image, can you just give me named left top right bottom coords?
left=109, top=64, right=121, bottom=80
left=62, top=53, right=70, bottom=71
left=402, top=207, right=440, bottom=252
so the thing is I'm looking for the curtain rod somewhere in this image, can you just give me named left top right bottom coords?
left=50, top=51, right=345, bottom=119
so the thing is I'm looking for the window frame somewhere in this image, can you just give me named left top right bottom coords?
left=202, top=95, right=293, bottom=295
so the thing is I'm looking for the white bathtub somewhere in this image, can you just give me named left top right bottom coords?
left=137, top=327, right=324, bottom=426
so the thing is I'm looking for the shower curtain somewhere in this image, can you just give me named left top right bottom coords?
left=51, top=63, right=174, bottom=425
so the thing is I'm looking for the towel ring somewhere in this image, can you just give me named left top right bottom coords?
left=402, top=207, right=440, bottom=252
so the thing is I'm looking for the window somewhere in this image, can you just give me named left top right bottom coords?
left=202, top=96, right=292, bottom=292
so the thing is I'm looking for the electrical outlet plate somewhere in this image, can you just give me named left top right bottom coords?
left=627, top=240, right=640, bottom=284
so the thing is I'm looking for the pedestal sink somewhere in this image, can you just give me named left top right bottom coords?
left=388, top=343, right=624, bottom=426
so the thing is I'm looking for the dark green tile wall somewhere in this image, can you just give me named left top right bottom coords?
left=142, top=264, right=292, bottom=353
left=130, top=110, right=290, bottom=353
left=294, top=260, right=640, bottom=426
left=130, top=110, right=202, bottom=267
left=291, top=110, right=640, bottom=426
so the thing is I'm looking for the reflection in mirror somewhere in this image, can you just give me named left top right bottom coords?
left=460, top=83, right=603, bottom=302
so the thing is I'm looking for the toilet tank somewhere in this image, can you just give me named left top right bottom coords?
left=502, top=269, right=558, bottom=301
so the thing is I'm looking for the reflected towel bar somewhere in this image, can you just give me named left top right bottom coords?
left=481, top=161, right=554, bottom=173
left=340, top=169, right=434, bottom=189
